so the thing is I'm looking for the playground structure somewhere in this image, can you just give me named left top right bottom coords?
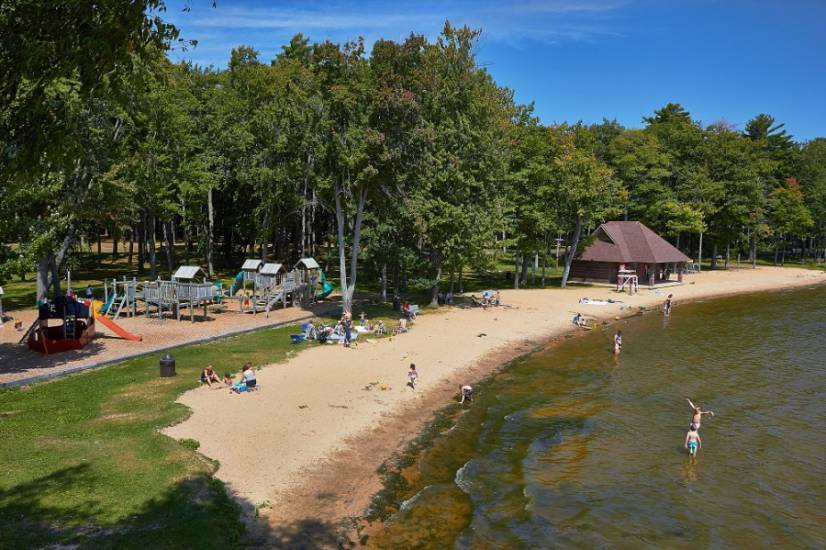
left=26, top=296, right=96, bottom=353
left=100, top=277, right=140, bottom=319
left=228, top=257, right=329, bottom=315
left=142, top=266, right=222, bottom=322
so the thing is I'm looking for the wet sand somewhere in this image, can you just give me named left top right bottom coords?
left=160, top=266, right=826, bottom=543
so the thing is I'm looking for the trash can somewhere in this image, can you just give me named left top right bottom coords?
left=160, top=353, right=176, bottom=377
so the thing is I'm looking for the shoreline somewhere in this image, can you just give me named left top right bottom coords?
left=160, top=267, right=826, bottom=545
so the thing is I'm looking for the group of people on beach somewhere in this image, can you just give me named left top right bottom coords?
left=201, top=363, right=257, bottom=393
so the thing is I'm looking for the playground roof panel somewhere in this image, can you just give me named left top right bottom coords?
left=173, top=265, right=206, bottom=280
left=242, top=259, right=263, bottom=271
left=260, top=263, right=285, bottom=275
left=295, top=258, right=320, bottom=270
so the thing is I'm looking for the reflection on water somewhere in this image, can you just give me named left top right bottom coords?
left=369, top=284, right=826, bottom=548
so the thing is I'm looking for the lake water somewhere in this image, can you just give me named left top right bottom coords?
left=369, top=284, right=826, bottom=548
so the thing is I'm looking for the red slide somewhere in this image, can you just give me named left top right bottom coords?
left=96, top=315, right=143, bottom=341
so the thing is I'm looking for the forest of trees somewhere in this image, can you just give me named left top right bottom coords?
left=2, top=3, right=825, bottom=310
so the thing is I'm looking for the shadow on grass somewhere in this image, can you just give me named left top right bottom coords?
left=0, top=464, right=253, bottom=549
left=0, top=462, right=348, bottom=549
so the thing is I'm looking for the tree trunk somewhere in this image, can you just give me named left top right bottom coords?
left=381, top=263, right=387, bottom=302
left=430, top=251, right=442, bottom=307
left=541, top=232, right=548, bottom=288
left=345, top=187, right=368, bottom=312
left=781, top=237, right=786, bottom=265
left=260, top=211, right=270, bottom=262
left=750, top=228, right=757, bottom=269
left=112, top=228, right=119, bottom=261
left=520, top=253, right=530, bottom=286
left=513, top=251, right=520, bottom=289
left=710, top=242, right=718, bottom=269
left=137, top=214, right=145, bottom=272
left=96, top=229, right=102, bottom=260
left=724, top=244, right=730, bottom=269
left=458, top=265, right=464, bottom=294
left=148, top=211, right=157, bottom=279
left=206, top=186, right=215, bottom=277
left=561, top=216, right=583, bottom=288
left=698, top=231, right=703, bottom=272
left=36, top=254, right=52, bottom=303
left=163, top=220, right=175, bottom=274
left=449, top=270, right=455, bottom=294
left=774, top=238, right=779, bottom=265
left=127, top=227, right=134, bottom=268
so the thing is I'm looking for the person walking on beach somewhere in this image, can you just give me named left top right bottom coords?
left=687, top=398, right=714, bottom=429
left=664, top=294, right=674, bottom=316
left=460, top=385, right=474, bottom=404
left=685, top=425, right=702, bottom=458
left=613, top=330, right=623, bottom=355
left=343, top=312, right=353, bottom=348
left=407, top=363, right=418, bottom=389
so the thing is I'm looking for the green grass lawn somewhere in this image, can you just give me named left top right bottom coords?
left=0, top=323, right=308, bottom=549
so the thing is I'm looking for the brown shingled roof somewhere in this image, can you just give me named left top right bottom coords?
left=577, top=221, right=691, bottom=264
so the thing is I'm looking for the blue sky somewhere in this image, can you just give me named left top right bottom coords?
left=164, top=0, right=826, bottom=140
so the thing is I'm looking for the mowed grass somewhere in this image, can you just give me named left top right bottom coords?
left=0, top=323, right=304, bottom=549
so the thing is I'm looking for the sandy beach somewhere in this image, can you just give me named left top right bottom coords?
left=161, top=266, right=826, bottom=542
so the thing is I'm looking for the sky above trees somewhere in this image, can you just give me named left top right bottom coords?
left=163, top=0, right=826, bottom=140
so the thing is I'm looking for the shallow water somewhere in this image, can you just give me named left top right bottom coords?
left=370, top=285, right=826, bottom=548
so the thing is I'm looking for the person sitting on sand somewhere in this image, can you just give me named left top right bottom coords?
left=687, top=398, right=714, bottom=429
left=374, top=320, right=386, bottom=336
left=685, top=425, right=702, bottom=458
left=222, top=373, right=233, bottom=386
left=396, top=317, right=408, bottom=334
left=407, top=363, right=418, bottom=389
left=460, top=385, right=474, bottom=404
left=201, top=365, right=221, bottom=387
left=238, top=362, right=257, bottom=389
left=572, top=313, right=587, bottom=328
left=613, top=330, right=623, bottom=355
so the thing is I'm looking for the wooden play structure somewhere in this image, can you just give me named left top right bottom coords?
left=230, top=257, right=322, bottom=315
left=142, top=266, right=222, bottom=322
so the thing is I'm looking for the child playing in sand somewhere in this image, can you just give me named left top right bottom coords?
left=407, top=363, right=418, bottom=389
left=687, top=398, right=714, bottom=429
left=222, top=373, right=233, bottom=386
left=685, top=425, right=702, bottom=457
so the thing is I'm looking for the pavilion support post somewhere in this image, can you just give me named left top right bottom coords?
left=648, top=264, right=656, bottom=287
left=678, top=263, right=684, bottom=282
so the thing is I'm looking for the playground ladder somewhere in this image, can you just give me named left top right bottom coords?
left=64, top=315, right=77, bottom=339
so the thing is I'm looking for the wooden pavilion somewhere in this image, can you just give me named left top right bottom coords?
left=569, top=221, right=690, bottom=287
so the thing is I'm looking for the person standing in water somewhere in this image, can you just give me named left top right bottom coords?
left=664, top=294, right=673, bottom=316
left=613, top=330, right=623, bottom=355
left=687, top=398, right=714, bottom=429
left=685, top=425, right=702, bottom=458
